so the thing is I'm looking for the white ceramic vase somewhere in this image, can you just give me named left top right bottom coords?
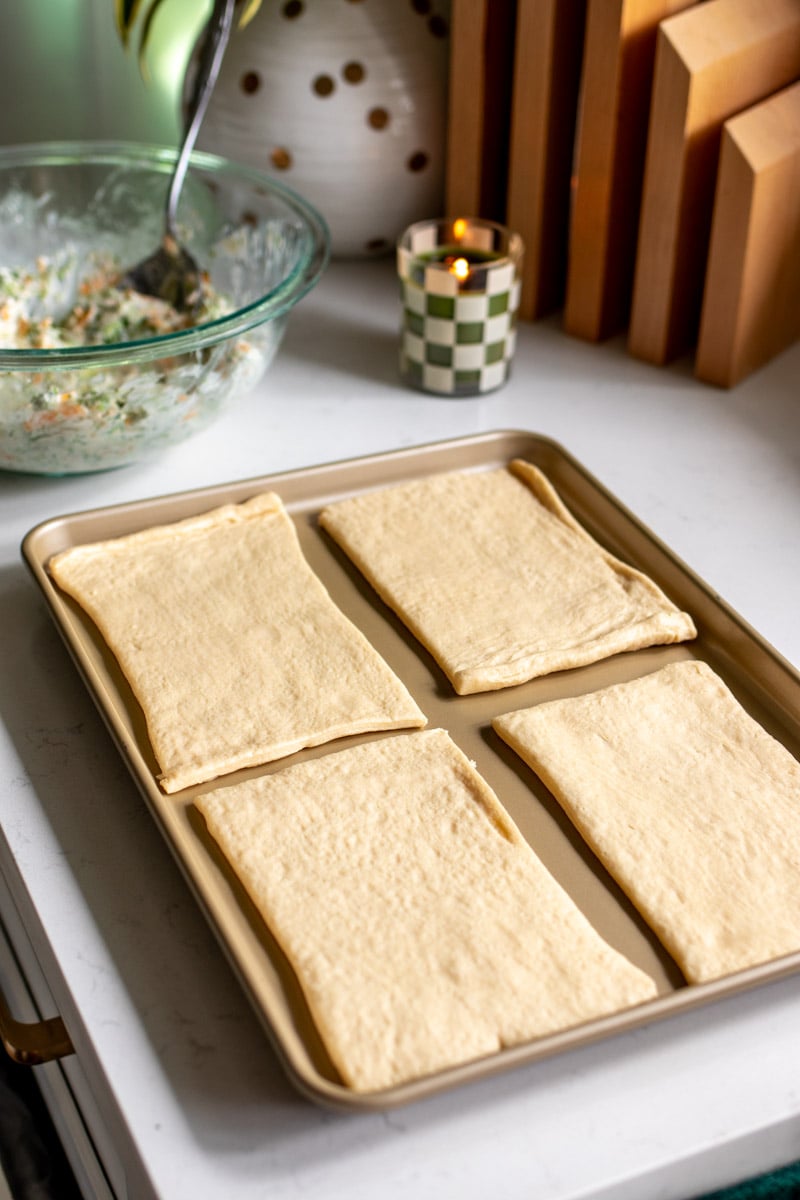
left=192, top=0, right=451, bottom=258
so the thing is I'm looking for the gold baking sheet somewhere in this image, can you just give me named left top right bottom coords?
left=21, top=431, right=800, bottom=1111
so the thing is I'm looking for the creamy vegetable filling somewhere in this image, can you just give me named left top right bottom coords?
left=0, top=255, right=226, bottom=349
left=0, top=254, right=265, bottom=473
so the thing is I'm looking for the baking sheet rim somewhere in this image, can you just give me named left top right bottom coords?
left=20, top=428, right=800, bottom=1111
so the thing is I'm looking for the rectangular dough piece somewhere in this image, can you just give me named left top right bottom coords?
left=494, top=660, right=800, bottom=984
left=196, top=728, right=657, bottom=1092
left=49, top=493, right=425, bottom=793
left=318, top=460, right=696, bottom=695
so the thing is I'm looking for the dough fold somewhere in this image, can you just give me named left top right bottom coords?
left=50, top=493, right=425, bottom=792
left=494, top=660, right=800, bottom=983
left=197, top=729, right=657, bottom=1092
left=319, top=460, right=696, bottom=694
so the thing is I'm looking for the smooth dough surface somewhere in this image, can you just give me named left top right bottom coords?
left=494, top=660, right=800, bottom=984
left=319, top=460, right=696, bottom=694
left=196, top=728, right=657, bottom=1092
left=49, top=493, right=425, bottom=792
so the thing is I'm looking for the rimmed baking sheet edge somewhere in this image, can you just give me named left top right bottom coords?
left=21, top=430, right=800, bottom=1111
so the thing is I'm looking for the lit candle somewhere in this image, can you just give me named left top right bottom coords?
left=396, top=217, right=524, bottom=396
left=419, top=246, right=503, bottom=277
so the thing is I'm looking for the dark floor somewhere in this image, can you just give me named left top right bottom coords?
left=697, top=1162, right=800, bottom=1200
left=0, top=1051, right=80, bottom=1199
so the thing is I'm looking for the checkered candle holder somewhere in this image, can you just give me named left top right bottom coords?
left=397, top=217, right=524, bottom=396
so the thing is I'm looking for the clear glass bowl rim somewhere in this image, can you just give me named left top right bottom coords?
left=0, top=140, right=330, bottom=370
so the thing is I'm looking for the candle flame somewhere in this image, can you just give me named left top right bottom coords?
left=450, top=257, right=470, bottom=281
left=453, top=218, right=467, bottom=240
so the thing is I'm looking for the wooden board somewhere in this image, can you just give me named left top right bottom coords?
left=627, top=0, right=800, bottom=366
left=563, top=0, right=696, bottom=342
left=695, top=82, right=800, bottom=387
left=444, top=0, right=517, bottom=223
left=505, top=0, right=587, bottom=321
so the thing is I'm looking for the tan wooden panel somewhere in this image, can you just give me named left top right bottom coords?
left=505, top=0, right=587, bottom=321
left=628, top=0, right=800, bottom=365
left=695, top=82, right=800, bottom=387
left=444, top=0, right=517, bottom=222
left=563, top=0, right=696, bottom=342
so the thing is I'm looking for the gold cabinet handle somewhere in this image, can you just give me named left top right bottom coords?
left=0, top=984, right=74, bottom=1065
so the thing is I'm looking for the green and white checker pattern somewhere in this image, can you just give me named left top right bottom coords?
left=398, top=253, right=521, bottom=396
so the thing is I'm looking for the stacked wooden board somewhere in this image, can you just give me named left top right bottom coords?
left=444, top=0, right=800, bottom=384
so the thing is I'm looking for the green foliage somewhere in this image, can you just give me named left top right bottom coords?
left=114, top=0, right=262, bottom=69
left=113, top=0, right=148, bottom=47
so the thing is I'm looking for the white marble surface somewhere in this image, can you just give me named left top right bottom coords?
left=1, top=258, right=799, bottom=1199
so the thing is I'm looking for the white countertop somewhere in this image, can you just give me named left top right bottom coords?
left=1, top=258, right=799, bottom=1199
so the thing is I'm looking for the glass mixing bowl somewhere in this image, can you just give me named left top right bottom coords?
left=0, top=141, right=329, bottom=475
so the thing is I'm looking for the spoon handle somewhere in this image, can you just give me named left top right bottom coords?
left=164, top=0, right=237, bottom=240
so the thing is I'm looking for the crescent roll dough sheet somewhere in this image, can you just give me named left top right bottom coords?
left=196, top=728, right=657, bottom=1092
left=49, top=493, right=425, bottom=793
left=318, top=460, right=696, bottom=694
left=494, top=660, right=800, bottom=984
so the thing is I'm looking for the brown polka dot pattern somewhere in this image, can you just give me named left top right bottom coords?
left=313, top=74, right=335, bottom=97
left=231, top=2, right=450, bottom=253
left=368, top=106, right=390, bottom=130
left=343, top=61, right=365, bottom=84
left=271, top=147, right=292, bottom=170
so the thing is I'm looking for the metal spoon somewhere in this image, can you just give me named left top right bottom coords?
left=119, top=0, right=237, bottom=313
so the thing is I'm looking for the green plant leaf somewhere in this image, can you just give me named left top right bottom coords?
left=136, top=0, right=167, bottom=75
left=113, top=0, right=261, bottom=78
left=114, top=0, right=146, bottom=46
left=237, top=0, right=263, bottom=29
